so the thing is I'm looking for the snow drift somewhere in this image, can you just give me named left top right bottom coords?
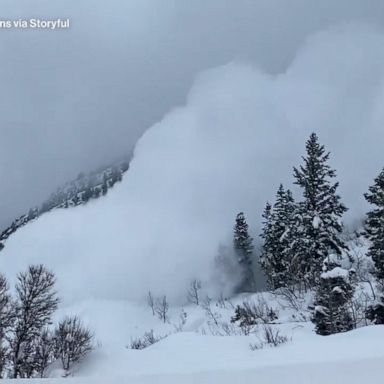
left=1, top=23, right=384, bottom=303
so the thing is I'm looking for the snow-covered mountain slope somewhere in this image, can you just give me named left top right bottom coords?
left=0, top=159, right=129, bottom=246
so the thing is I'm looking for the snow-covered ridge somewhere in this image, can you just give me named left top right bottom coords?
left=0, top=159, right=129, bottom=247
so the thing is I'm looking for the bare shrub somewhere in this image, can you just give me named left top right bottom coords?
left=155, top=296, right=169, bottom=323
left=262, top=325, right=288, bottom=346
left=187, top=279, right=202, bottom=305
left=147, top=291, right=155, bottom=316
left=350, top=290, right=375, bottom=328
left=249, top=341, right=264, bottom=350
left=54, top=316, right=93, bottom=371
left=129, top=329, right=166, bottom=350
left=214, top=322, right=243, bottom=336
left=274, top=286, right=310, bottom=321
left=230, top=305, right=254, bottom=335
left=250, top=325, right=289, bottom=350
left=350, top=247, right=376, bottom=299
left=217, top=293, right=228, bottom=309
left=231, top=297, right=278, bottom=334
left=173, top=309, right=187, bottom=332
left=0, top=274, right=12, bottom=378
left=9, top=265, right=59, bottom=378
left=202, top=296, right=221, bottom=327
left=33, top=328, right=55, bottom=378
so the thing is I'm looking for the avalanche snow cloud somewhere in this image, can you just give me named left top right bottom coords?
left=1, top=24, right=384, bottom=303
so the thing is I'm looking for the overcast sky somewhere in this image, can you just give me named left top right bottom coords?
left=1, top=0, right=384, bottom=228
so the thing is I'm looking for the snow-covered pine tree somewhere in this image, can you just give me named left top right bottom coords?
left=101, top=173, right=108, bottom=195
left=364, top=167, right=384, bottom=324
left=233, top=212, right=255, bottom=292
left=293, top=133, right=347, bottom=288
left=365, top=168, right=384, bottom=281
left=312, top=267, right=355, bottom=335
left=271, top=186, right=296, bottom=288
left=259, top=202, right=274, bottom=285
left=27, top=207, right=39, bottom=221
left=260, top=185, right=296, bottom=289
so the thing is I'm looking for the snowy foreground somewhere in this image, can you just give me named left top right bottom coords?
left=4, top=355, right=383, bottom=384
left=2, top=294, right=383, bottom=383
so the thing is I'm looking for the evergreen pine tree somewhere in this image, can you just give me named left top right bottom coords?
left=27, top=207, right=38, bottom=221
left=259, top=202, right=274, bottom=284
left=364, top=168, right=384, bottom=281
left=260, top=185, right=296, bottom=289
left=293, top=133, right=347, bottom=288
left=364, top=168, right=384, bottom=324
left=81, top=181, right=93, bottom=203
left=312, top=267, right=355, bottom=335
left=101, top=173, right=108, bottom=196
left=233, top=212, right=255, bottom=292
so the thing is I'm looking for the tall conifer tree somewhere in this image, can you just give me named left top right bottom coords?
left=260, top=185, right=296, bottom=289
left=364, top=168, right=384, bottom=324
left=293, top=133, right=347, bottom=287
left=312, top=268, right=354, bottom=335
left=233, top=212, right=255, bottom=292
left=364, top=168, right=384, bottom=281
